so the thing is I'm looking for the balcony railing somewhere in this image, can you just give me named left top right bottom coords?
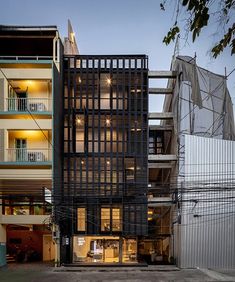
left=0, top=55, right=53, bottom=61
left=6, top=98, right=52, bottom=112
left=5, top=148, right=52, bottom=163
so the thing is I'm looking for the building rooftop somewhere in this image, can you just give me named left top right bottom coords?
left=0, top=25, right=59, bottom=57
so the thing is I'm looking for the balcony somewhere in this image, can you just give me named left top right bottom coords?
left=0, top=130, right=52, bottom=166
left=6, top=98, right=52, bottom=113
left=0, top=148, right=52, bottom=165
left=6, top=148, right=51, bottom=163
left=0, top=79, right=52, bottom=114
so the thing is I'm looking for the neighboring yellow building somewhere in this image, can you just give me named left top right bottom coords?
left=0, top=25, right=62, bottom=266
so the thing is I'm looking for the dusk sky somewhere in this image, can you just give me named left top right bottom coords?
left=0, top=0, right=234, bottom=113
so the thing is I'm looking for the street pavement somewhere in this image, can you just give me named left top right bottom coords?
left=1, top=263, right=235, bottom=281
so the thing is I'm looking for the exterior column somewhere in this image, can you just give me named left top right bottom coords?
left=119, top=237, right=123, bottom=263
left=0, top=195, right=7, bottom=267
left=53, top=224, right=60, bottom=266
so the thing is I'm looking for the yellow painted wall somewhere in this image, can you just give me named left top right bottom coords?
left=8, top=130, right=51, bottom=149
left=43, top=235, right=55, bottom=261
left=0, top=225, right=6, bottom=242
left=0, top=78, right=5, bottom=111
left=0, top=129, right=4, bottom=162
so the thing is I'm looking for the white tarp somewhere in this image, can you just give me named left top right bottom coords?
left=172, top=56, right=235, bottom=140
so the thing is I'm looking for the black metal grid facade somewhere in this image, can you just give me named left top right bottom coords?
left=62, top=55, right=148, bottom=238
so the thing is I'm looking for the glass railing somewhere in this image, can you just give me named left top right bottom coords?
left=5, top=148, right=52, bottom=162
left=6, top=98, right=52, bottom=112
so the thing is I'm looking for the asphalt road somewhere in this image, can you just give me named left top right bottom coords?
left=1, top=263, right=235, bottom=282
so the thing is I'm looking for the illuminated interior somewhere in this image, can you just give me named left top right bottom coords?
left=73, top=236, right=137, bottom=263
left=6, top=130, right=52, bottom=162
left=7, top=79, right=52, bottom=112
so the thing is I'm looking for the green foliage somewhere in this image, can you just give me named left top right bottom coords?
left=212, top=23, right=235, bottom=57
left=163, top=26, right=180, bottom=45
left=161, top=0, right=235, bottom=57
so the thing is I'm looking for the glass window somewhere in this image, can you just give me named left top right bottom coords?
left=100, top=73, right=111, bottom=109
left=77, top=208, right=86, bottom=231
left=101, top=207, right=122, bottom=232
left=112, top=208, right=121, bottom=231
left=101, top=208, right=110, bottom=231
left=122, top=239, right=137, bottom=263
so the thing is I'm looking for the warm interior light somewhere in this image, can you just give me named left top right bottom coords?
left=148, top=210, right=153, bottom=215
left=106, top=119, right=111, bottom=126
left=131, top=128, right=141, bottom=131
left=106, top=78, right=111, bottom=85
left=77, top=118, right=82, bottom=125
left=106, top=160, right=110, bottom=165
left=131, top=120, right=141, bottom=131
left=131, top=89, right=141, bottom=93
left=81, top=160, right=84, bottom=165
left=27, top=80, right=33, bottom=85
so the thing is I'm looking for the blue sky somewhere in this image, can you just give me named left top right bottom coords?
left=0, top=0, right=234, bottom=113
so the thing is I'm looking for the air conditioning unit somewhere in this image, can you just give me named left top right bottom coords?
left=28, top=152, right=45, bottom=162
left=29, top=103, right=46, bottom=112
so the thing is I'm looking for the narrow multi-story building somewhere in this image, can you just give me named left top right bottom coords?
left=57, top=55, right=149, bottom=264
left=0, top=25, right=62, bottom=266
left=1, top=23, right=234, bottom=269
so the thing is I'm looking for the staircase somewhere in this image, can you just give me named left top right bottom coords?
left=6, top=254, right=16, bottom=263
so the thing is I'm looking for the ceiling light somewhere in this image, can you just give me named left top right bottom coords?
left=107, top=78, right=111, bottom=85
left=106, top=119, right=111, bottom=126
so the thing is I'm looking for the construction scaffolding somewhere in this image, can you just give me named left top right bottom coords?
left=167, top=56, right=235, bottom=268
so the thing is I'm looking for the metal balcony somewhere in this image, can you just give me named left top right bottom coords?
left=3, top=148, right=52, bottom=163
left=6, top=98, right=52, bottom=112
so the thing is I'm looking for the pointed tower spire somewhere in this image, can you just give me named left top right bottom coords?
left=64, top=19, right=79, bottom=55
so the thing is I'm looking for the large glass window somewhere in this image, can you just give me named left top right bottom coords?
left=101, top=207, right=122, bottom=232
left=72, top=236, right=137, bottom=263
left=73, top=236, right=119, bottom=263
left=122, top=239, right=137, bottom=263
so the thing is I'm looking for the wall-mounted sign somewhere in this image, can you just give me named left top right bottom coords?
left=77, top=237, right=85, bottom=246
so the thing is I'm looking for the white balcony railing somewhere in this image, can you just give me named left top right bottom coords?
left=5, top=148, right=52, bottom=162
left=6, top=98, right=52, bottom=112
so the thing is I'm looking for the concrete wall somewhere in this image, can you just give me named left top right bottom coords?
left=0, top=169, right=52, bottom=179
left=1, top=68, right=52, bottom=80
left=52, top=62, right=63, bottom=225
left=7, top=229, right=51, bottom=261
left=1, top=215, right=50, bottom=225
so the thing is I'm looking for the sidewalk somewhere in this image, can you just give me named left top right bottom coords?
left=54, top=264, right=180, bottom=272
